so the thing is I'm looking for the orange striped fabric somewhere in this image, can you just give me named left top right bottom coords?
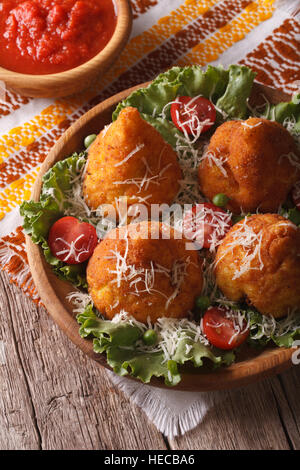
left=0, top=0, right=299, bottom=302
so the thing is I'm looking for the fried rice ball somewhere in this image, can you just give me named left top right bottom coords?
left=215, top=214, right=300, bottom=318
left=83, top=107, right=182, bottom=214
left=198, top=118, right=300, bottom=214
left=87, top=221, right=203, bottom=323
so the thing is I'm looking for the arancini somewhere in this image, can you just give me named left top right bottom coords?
left=87, top=221, right=203, bottom=323
left=83, top=107, right=182, bottom=216
left=215, top=214, right=300, bottom=318
left=198, top=118, right=300, bottom=213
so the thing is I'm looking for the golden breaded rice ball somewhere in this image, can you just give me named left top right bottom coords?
left=198, top=118, right=300, bottom=214
left=83, top=107, right=182, bottom=213
left=215, top=214, right=300, bottom=318
left=87, top=221, right=203, bottom=323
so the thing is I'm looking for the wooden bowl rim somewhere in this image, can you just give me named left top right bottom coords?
left=0, top=0, right=132, bottom=81
left=25, top=80, right=297, bottom=391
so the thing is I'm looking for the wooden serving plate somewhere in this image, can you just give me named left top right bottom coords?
left=25, top=81, right=297, bottom=391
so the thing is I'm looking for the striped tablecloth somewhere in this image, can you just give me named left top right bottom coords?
left=0, top=0, right=299, bottom=437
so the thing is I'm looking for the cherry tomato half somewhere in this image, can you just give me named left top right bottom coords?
left=202, top=307, right=250, bottom=350
left=48, top=216, right=98, bottom=265
left=171, top=96, right=216, bottom=136
left=183, top=202, right=232, bottom=250
left=292, top=182, right=300, bottom=210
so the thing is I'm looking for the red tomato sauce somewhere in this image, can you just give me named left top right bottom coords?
left=0, top=0, right=117, bottom=75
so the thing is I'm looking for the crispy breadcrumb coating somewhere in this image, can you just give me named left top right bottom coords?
left=83, top=107, right=182, bottom=214
left=198, top=118, right=300, bottom=214
left=215, top=214, right=300, bottom=318
left=87, top=221, right=203, bottom=323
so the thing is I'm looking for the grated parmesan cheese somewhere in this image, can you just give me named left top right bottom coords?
left=114, top=143, right=145, bottom=167
left=251, top=307, right=300, bottom=340
left=63, top=158, right=101, bottom=226
left=198, top=148, right=228, bottom=177
left=241, top=121, right=262, bottom=129
left=112, top=161, right=171, bottom=194
left=67, top=290, right=93, bottom=313
left=183, top=204, right=233, bottom=253
left=135, top=315, right=208, bottom=362
left=55, top=234, right=91, bottom=263
left=106, top=238, right=190, bottom=310
left=216, top=217, right=265, bottom=279
left=282, top=115, right=300, bottom=150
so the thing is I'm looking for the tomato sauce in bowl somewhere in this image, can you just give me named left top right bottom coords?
left=0, top=0, right=117, bottom=75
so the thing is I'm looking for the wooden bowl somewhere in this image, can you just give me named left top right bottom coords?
left=25, top=81, right=297, bottom=391
left=0, top=0, right=132, bottom=98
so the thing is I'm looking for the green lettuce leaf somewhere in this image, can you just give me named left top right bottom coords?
left=20, top=152, right=88, bottom=288
left=287, top=207, right=300, bottom=226
left=113, top=65, right=256, bottom=132
left=248, top=310, right=300, bottom=349
left=215, top=65, right=256, bottom=119
left=263, top=93, right=300, bottom=133
left=273, top=330, right=300, bottom=348
left=140, top=115, right=182, bottom=148
left=77, top=305, right=235, bottom=386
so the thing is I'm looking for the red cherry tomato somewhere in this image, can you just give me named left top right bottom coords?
left=183, top=202, right=232, bottom=250
left=202, top=307, right=250, bottom=350
left=292, top=182, right=300, bottom=210
left=171, top=96, right=216, bottom=136
left=48, top=216, right=98, bottom=265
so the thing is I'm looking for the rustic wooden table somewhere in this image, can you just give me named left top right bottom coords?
left=0, top=269, right=299, bottom=450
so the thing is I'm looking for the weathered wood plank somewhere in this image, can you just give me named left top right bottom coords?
left=276, top=366, right=300, bottom=450
left=169, top=375, right=298, bottom=450
left=0, top=274, right=40, bottom=450
left=0, top=271, right=167, bottom=450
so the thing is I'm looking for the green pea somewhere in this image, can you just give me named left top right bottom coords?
left=84, top=134, right=97, bottom=149
left=195, top=295, right=210, bottom=311
left=212, top=193, right=230, bottom=208
left=142, top=329, right=158, bottom=346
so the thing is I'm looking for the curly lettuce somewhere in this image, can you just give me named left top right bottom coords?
left=113, top=65, right=255, bottom=119
left=77, top=305, right=235, bottom=386
left=113, top=64, right=300, bottom=155
left=248, top=310, right=300, bottom=349
left=263, top=93, right=300, bottom=134
left=20, top=152, right=88, bottom=288
left=112, top=64, right=256, bottom=147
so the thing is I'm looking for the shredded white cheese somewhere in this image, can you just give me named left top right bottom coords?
left=67, top=291, right=93, bottom=313
left=216, top=217, right=265, bottom=279
left=251, top=307, right=300, bottom=340
left=107, top=240, right=190, bottom=309
left=183, top=204, right=232, bottom=253
left=241, top=121, right=263, bottom=129
left=55, top=234, right=91, bottom=263
left=199, top=148, right=228, bottom=177
left=112, top=161, right=171, bottom=194
left=114, top=143, right=145, bottom=167
left=107, top=310, right=209, bottom=363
